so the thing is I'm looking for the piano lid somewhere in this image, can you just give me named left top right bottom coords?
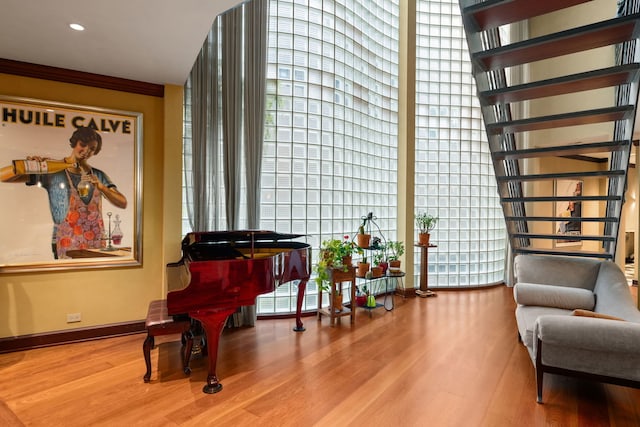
left=183, top=230, right=306, bottom=246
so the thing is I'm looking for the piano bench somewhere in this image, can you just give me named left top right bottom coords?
left=143, top=299, right=193, bottom=383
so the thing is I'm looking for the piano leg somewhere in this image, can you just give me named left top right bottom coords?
left=293, top=279, right=308, bottom=332
left=191, top=308, right=237, bottom=394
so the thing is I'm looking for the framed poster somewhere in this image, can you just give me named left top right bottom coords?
left=554, top=179, right=583, bottom=247
left=0, top=95, right=142, bottom=272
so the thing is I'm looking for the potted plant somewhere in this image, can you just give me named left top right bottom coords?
left=387, top=240, right=404, bottom=271
left=313, top=236, right=358, bottom=293
left=331, top=288, right=343, bottom=312
left=313, top=256, right=332, bottom=293
left=371, top=264, right=383, bottom=278
left=372, top=250, right=385, bottom=277
left=339, top=235, right=358, bottom=266
left=356, top=221, right=371, bottom=248
left=369, top=235, right=383, bottom=250
left=416, top=212, right=438, bottom=246
left=355, top=285, right=367, bottom=307
left=358, top=284, right=376, bottom=308
left=323, top=236, right=357, bottom=266
left=357, top=255, right=370, bottom=278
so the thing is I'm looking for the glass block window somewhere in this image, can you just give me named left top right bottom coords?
left=259, top=0, right=400, bottom=314
left=414, top=0, right=506, bottom=288
left=183, top=0, right=508, bottom=315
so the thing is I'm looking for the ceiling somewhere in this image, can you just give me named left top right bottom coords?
left=0, top=1, right=636, bottom=165
left=0, top=0, right=242, bottom=85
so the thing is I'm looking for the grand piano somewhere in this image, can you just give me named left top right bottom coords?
left=166, top=230, right=311, bottom=394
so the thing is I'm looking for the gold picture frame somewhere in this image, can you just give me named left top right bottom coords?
left=0, top=95, right=142, bottom=272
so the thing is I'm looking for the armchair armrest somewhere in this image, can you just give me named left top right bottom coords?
left=535, top=315, right=640, bottom=353
left=533, top=315, right=640, bottom=402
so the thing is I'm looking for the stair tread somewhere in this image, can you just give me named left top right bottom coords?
left=511, top=232, right=615, bottom=241
left=502, top=195, right=622, bottom=202
left=473, top=13, right=640, bottom=71
left=497, top=170, right=626, bottom=181
left=506, top=216, right=617, bottom=222
left=462, top=0, right=592, bottom=32
left=513, top=247, right=613, bottom=259
left=486, top=105, right=634, bottom=134
left=461, top=3, right=633, bottom=263
left=493, top=140, right=629, bottom=159
left=480, top=64, right=640, bottom=105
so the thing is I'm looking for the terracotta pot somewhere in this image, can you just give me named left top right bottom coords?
left=371, top=266, right=383, bottom=278
left=356, top=233, right=371, bottom=248
left=418, top=232, right=430, bottom=246
left=341, top=255, right=352, bottom=267
left=378, top=261, right=388, bottom=274
left=332, top=293, right=343, bottom=312
left=357, top=262, right=370, bottom=278
left=389, top=260, right=401, bottom=269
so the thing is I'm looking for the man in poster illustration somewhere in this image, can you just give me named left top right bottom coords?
left=0, top=126, right=127, bottom=259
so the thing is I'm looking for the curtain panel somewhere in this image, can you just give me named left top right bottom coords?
left=184, top=0, right=270, bottom=326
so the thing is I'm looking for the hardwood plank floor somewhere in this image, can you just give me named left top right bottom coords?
left=1, top=285, right=638, bottom=426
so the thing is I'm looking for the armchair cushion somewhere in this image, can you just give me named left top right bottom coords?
left=514, top=282, right=595, bottom=310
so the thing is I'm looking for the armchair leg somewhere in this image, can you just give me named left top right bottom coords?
left=536, top=369, right=543, bottom=403
left=535, top=337, right=543, bottom=403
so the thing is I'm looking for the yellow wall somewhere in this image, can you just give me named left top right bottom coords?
left=528, top=0, right=616, bottom=147
left=525, top=156, right=608, bottom=253
left=526, top=0, right=635, bottom=267
left=0, top=74, right=184, bottom=338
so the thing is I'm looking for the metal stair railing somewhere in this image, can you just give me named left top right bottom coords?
left=605, top=0, right=640, bottom=254
left=459, top=0, right=640, bottom=260
left=482, top=24, right=531, bottom=250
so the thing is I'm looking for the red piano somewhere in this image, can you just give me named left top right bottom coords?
left=166, top=230, right=311, bottom=394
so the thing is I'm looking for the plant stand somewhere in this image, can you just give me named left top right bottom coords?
left=317, top=266, right=357, bottom=326
left=415, top=243, right=437, bottom=298
left=385, top=271, right=404, bottom=310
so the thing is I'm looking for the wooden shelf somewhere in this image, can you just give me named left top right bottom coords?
left=317, top=305, right=354, bottom=320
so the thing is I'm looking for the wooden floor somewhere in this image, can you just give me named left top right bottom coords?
left=1, top=285, right=639, bottom=427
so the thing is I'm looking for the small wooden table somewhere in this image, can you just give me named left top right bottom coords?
left=415, top=244, right=437, bottom=298
left=318, top=266, right=357, bottom=326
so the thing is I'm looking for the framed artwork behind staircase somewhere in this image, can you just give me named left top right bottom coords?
left=554, top=179, right=583, bottom=248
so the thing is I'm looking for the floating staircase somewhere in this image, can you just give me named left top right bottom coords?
left=459, top=0, right=640, bottom=260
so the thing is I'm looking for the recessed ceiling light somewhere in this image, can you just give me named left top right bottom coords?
left=69, top=23, right=85, bottom=31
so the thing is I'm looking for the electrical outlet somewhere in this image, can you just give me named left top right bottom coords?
left=66, top=312, right=81, bottom=323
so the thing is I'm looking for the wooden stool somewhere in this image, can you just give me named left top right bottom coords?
left=143, top=299, right=193, bottom=383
